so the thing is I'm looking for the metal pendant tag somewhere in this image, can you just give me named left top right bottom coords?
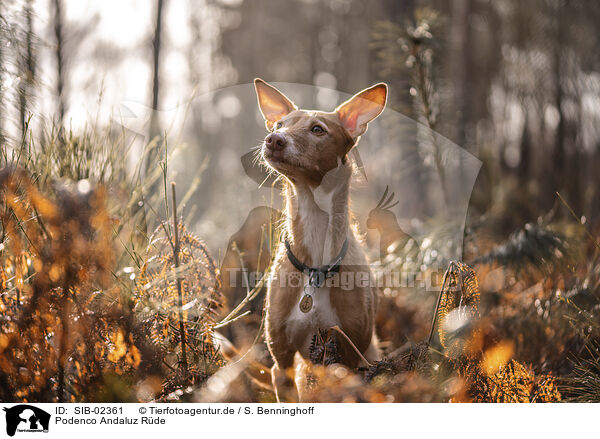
left=299, top=293, right=313, bottom=313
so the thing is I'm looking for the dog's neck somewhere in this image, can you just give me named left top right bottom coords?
left=284, top=162, right=352, bottom=267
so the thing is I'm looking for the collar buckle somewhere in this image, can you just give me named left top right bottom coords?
left=284, top=238, right=349, bottom=289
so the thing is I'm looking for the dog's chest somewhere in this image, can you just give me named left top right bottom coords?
left=285, top=285, right=339, bottom=354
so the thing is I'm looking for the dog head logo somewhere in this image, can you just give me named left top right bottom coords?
left=3, top=405, right=50, bottom=436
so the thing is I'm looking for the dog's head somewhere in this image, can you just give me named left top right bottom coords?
left=254, top=78, right=387, bottom=186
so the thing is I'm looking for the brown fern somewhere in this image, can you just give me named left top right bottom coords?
left=428, top=261, right=480, bottom=349
left=0, top=166, right=146, bottom=402
left=134, top=212, right=222, bottom=392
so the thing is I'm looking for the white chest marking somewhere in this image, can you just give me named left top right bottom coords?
left=297, top=186, right=336, bottom=266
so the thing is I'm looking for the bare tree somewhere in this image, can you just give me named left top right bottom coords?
left=18, top=0, right=35, bottom=137
left=149, top=0, right=164, bottom=141
left=144, top=0, right=166, bottom=191
left=0, top=5, right=5, bottom=143
left=52, top=0, right=66, bottom=126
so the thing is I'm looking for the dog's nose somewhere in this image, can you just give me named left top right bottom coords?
left=265, top=133, right=287, bottom=151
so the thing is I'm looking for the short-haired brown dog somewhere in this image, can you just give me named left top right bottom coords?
left=254, top=79, right=387, bottom=402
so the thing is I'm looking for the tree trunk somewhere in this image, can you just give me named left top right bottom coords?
left=0, top=5, right=4, bottom=144
left=144, top=0, right=165, bottom=196
left=19, top=0, right=35, bottom=138
left=53, top=0, right=66, bottom=126
left=551, top=1, right=566, bottom=204
left=149, top=0, right=164, bottom=142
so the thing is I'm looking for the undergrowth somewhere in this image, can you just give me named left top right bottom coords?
left=1, top=8, right=599, bottom=401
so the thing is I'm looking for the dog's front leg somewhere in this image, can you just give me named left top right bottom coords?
left=271, top=360, right=298, bottom=403
left=268, top=336, right=298, bottom=402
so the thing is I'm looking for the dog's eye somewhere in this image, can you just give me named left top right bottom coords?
left=275, top=121, right=283, bottom=130
left=311, top=125, right=324, bottom=134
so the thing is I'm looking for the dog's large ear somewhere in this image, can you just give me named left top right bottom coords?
left=335, top=83, right=387, bottom=140
left=254, top=78, right=297, bottom=131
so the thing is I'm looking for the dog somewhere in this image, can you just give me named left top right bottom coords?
left=253, top=78, right=387, bottom=402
